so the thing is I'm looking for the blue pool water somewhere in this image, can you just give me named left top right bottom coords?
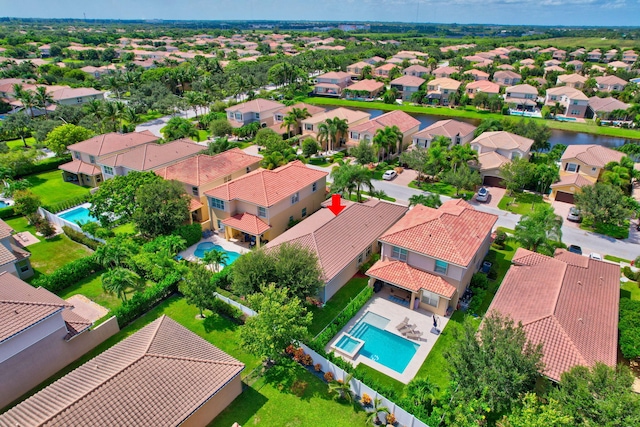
left=335, top=335, right=360, bottom=353
left=347, top=313, right=418, bottom=373
left=58, top=207, right=98, bottom=225
left=194, top=242, right=241, bottom=266
left=0, top=201, right=9, bottom=208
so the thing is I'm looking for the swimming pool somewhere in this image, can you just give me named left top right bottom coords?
left=0, top=201, right=10, bottom=208
left=57, top=206, right=98, bottom=225
left=193, top=242, right=241, bottom=266
left=339, top=312, right=419, bottom=373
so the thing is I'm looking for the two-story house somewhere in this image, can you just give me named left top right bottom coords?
left=556, top=73, right=587, bottom=89
left=205, top=161, right=328, bottom=247
left=270, top=102, right=327, bottom=135
left=550, top=144, right=624, bottom=203
left=267, top=198, right=408, bottom=302
left=552, top=49, right=567, bottom=61
left=301, top=107, right=371, bottom=149
left=38, top=44, right=51, bottom=57
left=412, top=119, right=477, bottom=149
left=155, top=148, right=262, bottom=229
left=98, top=138, right=203, bottom=180
left=346, top=61, right=372, bottom=79
left=373, top=63, right=399, bottom=78
left=60, top=131, right=159, bottom=187
left=347, top=110, right=420, bottom=149
left=586, top=96, right=631, bottom=120
left=463, top=69, right=490, bottom=81
left=465, top=80, right=500, bottom=99
left=403, top=64, right=430, bottom=78
left=389, top=75, right=426, bottom=101
left=623, top=50, right=638, bottom=65
left=544, top=86, right=589, bottom=118
left=431, top=66, right=458, bottom=79
left=313, top=71, right=353, bottom=96
left=604, top=49, right=618, bottom=63
left=366, top=199, right=498, bottom=316
left=493, top=70, right=522, bottom=86
left=504, top=84, right=539, bottom=111
left=587, top=49, right=602, bottom=62
left=570, top=48, right=586, bottom=59
left=426, top=77, right=461, bottom=106
left=225, top=99, right=284, bottom=128
left=0, top=220, right=33, bottom=280
left=595, top=75, right=628, bottom=92
left=470, top=131, right=534, bottom=186
left=343, top=79, right=385, bottom=100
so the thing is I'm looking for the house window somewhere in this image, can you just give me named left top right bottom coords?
left=302, top=207, right=307, bottom=217
left=210, top=198, right=225, bottom=210
left=291, top=192, right=299, bottom=204
left=358, top=253, right=364, bottom=265
left=366, top=245, right=372, bottom=257
left=89, top=155, right=96, bottom=164
left=258, top=206, right=267, bottom=218
left=511, top=152, right=520, bottom=160
left=76, top=97, right=83, bottom=103
left=276, top=114, right=283, bottom=121
left=74, top=151, right=81, bottom=160
left=304, top=123, right=313, bottom=131
left=224, top=175, right=232, bottom=183
left=435, top=260, right=448, bottom=275
left=391, top=246, right=407, bottom=262
left=289, top=215, right=294, bottom=223
left=351, top=132, right=359, bottom=139
left=591, top=167, right=597, bottom=172
left=103, top=166, right=114, bottom=175
left=17, top=260, right=30, bottom=273
left=234, top=112, right=242, bottom=120
left=246, top=167, right=251, bottom=173
left=312, top=182, right=317, bottom=192
left=570, top=110, right=580, bottom=115
left=254, top=113, right=260, bottom=119
left=565, top=163, right=580, bottom=173
left=192, top=187, right=199, bottom=196
left=421, top=290, right=439, bottom=307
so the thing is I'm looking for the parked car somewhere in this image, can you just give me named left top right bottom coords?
left=568, top=245, right=583, bottom=255
left=567, top=207, right=582, bottom=222
left=382, top=170, right=397, bottom=181
left=476, top=187, right=490, bottom=203
left=589, top=253, right=602, bottom=260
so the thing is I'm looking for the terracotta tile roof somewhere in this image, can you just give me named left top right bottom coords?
left=432, top=66, right=458, bottom=75
left=487, top=248, right=620, bottom=381
left=189, top=198, right=203, bottom=211
left=550, top=173, right=595, bottom=189
left=98, top=139, right=203, bottom=171
left=380, top=200, right=497, bottom=266
left=302, top=107, right=370, bottom=126
left=375, top=63, right=398, bottom=72
left=67, top=131, right=158, bottom=157
left=348, top=61, right=372, bottom=70
left=0, top=238, right=30, bottom=267
left=557, top=73, right=587, bottom=84
left=225, top=98, right=284, bottom=114
left=0, top=316, right=244, bottom=427
left=478, top=151, right=510, bottom=171
left=588, top=96, right=631, bottom=113
left=266, top=199, right=408, bottom=282
left=390, top=75, right=426, bottom=87
left=413, top=119, right=476, bottom=140
left=366, top=258, right=457, bottom=298
left=62, top=309, right=93, bottom=340
left=505, top=84, right=538, bottom=95
left=561, top=144, right=624, bottom=168
left=403, top=64, right=430, bottom=74
left=206, top=161, right=326, bottom=207
left=494, top=70, right=521, bottom=80
left=58, top=159, right=102, bottom=176
left=344, top=79, right=385, bottom=92
left=545, top=86, right=589, bottom=101
left=0, top=272, right=74, bottom=343
left=471, top=131, right=534, bottom=153
left=464, top=69, right=490, bottom=78
left=222, top=213, right=271, bottom=235
left=595, top=75, right=628, bottom=86
left=465, top=80, right=500, bottom=94
left=0, top=219, right=13, bottom=240
left=317, top=71, right=351, bottom=80
left=47, top=86, right=104, bottom=101
left=349, top=110, right=420, bottom=135
left=273, top=102, right=326, bottom=117
left=428, top=77, right=461, bottom=91
left=155, top=149, right=261, bottom=187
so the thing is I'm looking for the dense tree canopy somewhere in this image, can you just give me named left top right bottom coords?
left=133, top=179, right=190, bottom=237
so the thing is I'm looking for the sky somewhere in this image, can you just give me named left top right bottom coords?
left=2, top=0, right=640, bottom=27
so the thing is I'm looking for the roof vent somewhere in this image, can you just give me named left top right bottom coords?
left=14, top=309, right=18, bottom=315
left=578, top=318, right=584, bottom=323
left=577, top=280, right=582, bottom=286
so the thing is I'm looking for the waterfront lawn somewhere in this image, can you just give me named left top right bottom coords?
left=24, top=170, right=91, bottom=206
left=409, top=180, right=474, bottom=199
left=309, top=276, right=369, bottom=336
left=497, top=192, right=544, bottom=215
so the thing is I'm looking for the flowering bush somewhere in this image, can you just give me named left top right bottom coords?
left=360, top=393, right=372, bottom=406
left=324, top=371, right=334, bottom=382
left=293, top=347, right=305, bottom=362
left=386, top=413, right=396, bottom=425
left=301, top=354, right=313, bottom=366
left=285, top=345, right=296, bottom=355
left=314, top=363, right=322, bottom=372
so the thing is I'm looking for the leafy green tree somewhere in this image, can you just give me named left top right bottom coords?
left=94, top=236, right=140, bottom=269
left=1, top=112, right=33, bottom=147
left=13, top=190, right=40, bottom=218
left=317, top=117, right=349, bottom=152
left=133, top=180, right=190, bottom=238
left=442, top=164, right=482, bottom=196
left=349, top=138, right=376, bottom=165
left=239, top=283, right=312, bottom=362
left=301, top=137, right=320, bottom=157
left=400, top=147, right=429, bottom=182
left=260, top=149, right=299, bottom=170
left=254, top=128, right=282, bottom=148
left=575, top=183, right=629, bottom=226
left=209, top=119, right=233, bottom=138
left=162, top=116, right=200, bottom=141
left=204, top=137, right=239, bottom=155
left=44, top=123, right=94, bottom=156
left=515, top=204, right=563, bottom=254
left=404, top=377, right=439, bottom=419
left=500, top=157, right=536, bottom=195
left=180, top=263, right=216, bottom=318
left=424, top=137, right=451, bottom=177
left=445, top=312, right=543, bottom=423
left=373, top=125, right=403, bottom=159
left=366, top=397, right=390, bottom=425
left=448, top=143, right=478, bottom=171
left=203, top=249, right=229, bottom=271
left=497, top=393, right=573, bottom=427
left=90, top=171, right=162, bottom=227
left=331, top=163, right=374, bottom=202
left=534, top=162, right=560, bottom=195
left=550, top=363, right=640, bottom=427
left=101, top=267, right=141, bottom=302
left=408, top=193, right=442, bottom=208
left=32, top=119, right=61, bottom=143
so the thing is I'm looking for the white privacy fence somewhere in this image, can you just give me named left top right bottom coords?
left=221, top=294, right=430, bottom=427
left=39, top=207, right=106, bottom=243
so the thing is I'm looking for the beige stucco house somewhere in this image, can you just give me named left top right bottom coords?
left=347, top=110, right=420, bottom=149
left=301, top=108, right=371, bottom=150
left=412, top=119, right=476, bottom=149
left=470, top=131, right=534, bottom=187
left=225, top=98, right=284, bottom=128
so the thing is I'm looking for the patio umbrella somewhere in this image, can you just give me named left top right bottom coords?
left=433, top=315, right=438, bottom=328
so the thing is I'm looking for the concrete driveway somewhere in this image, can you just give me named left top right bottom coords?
left=392, top=169, right=417, bottom=186
left=467, top=186, right=505, bottom=209
left=550, top=200, right=580, bottom=229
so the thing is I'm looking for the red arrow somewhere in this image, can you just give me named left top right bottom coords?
left=327, top=194, right=345, bottom=216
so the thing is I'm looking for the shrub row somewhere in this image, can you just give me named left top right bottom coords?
left=623, top=266, right=640, bottom=282
left=172, top=223, right=202, bottom=247
left=32, top=255, right=103, bottom=293
left=210, top=297, right=244, bottom=323
left=311, top=285, right=373, bottom=348
left=0, top=206, right=16, bottom=219
left=359, top=253, right=380, bottom=275
left=15, top=156, right=71, bottom=179
left=113, top=271, right=182, bottom=329
left=43, top=194, right=91, bottom=214
left=62, top=226, right=102, bottom=250
left=619, top=297, right=640, bottom=360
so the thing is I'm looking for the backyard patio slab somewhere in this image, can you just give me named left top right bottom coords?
left=13, top=231, right=39, bottom=247
left=66, top=294, right=109, bottom=323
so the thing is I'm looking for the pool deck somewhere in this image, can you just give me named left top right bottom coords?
left=179, top=233, right=250, bottom=271
left=325, top=295, right=449, bottom=384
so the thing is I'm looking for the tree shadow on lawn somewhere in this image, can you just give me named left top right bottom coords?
left=210, top=383, right=269, bottom=427
left=24, top=175, right=47, bottom=187
left=202, top=313, right=239, bottom=333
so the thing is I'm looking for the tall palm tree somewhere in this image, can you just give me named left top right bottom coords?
left=101, top=267, right=141, bottom=302
left=34, top=86, right=54, bottom=116
left=280, top=113, right=298, bottom=137
left=84, top=99, right=104, bottom=120
left=203, top=249, right=229, bottom=271
left=102, top=101, right=124, bottom=132
left=373, top=126, right=402, bottom=160
left=449, top=143, right=478, bottom=171
left=290, top=107, right=311, bottom=133
left=352, top=165, right=375, bottom=202
left=326, top=117, right=349, bottom=152
left=317, top=121, right=331, bottom=152
left=18, top=90, right=36, bottom=118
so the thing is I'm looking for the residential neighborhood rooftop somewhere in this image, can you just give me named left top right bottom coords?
left=66, top=131, right=158, bottom=157
left=99, top=139, right=203, bottom=170
left=561, top=144, right=625, bottom=168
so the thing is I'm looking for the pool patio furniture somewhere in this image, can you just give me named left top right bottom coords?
left=406, top=330, right=423, bottom=340
left=395, top=317, right=410, bottom=330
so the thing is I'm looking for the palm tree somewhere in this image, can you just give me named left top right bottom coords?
left=280, top=112, right=298, bottom=137
left=290, top=107, right=311, bottom=133
left=34, top=86, right=53, bottom=116
left=203, top=249, right=229, bottom=271
left=328, top=373, right=354, bottom=403
left=19, top=90, right=36, bottom=118
left=409, top=193, right=442, bottom=208
left=366, top=397, right=390, bottom=425
left=84, top=99, right=104, bottom=120
left=101, top=267, right=141, bottom=302
left=405, top=377, right=439, bottom=413
left=515, top=204, right=563, bottom=254
left=102, top=101, right=124, bottom=132
left=373, top=126, right=402, bottom=160
left=94, top=243, right=131, bottom=269
left=317, top=121, right=331, bottom=152
left=449, top=143, right=478, bottom=171
left=369, top=190, right=388, bottom=200
left=352, top=165, right=374, bottom=202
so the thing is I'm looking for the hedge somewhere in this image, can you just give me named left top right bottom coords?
left=310, top=285, right=373, bottom=348
left=172, top=223, right=202, bottom=247
left=210, top=298, right=244, bottom=323
left=43, top=194, right=91, bottom=214
left=32, top=255, right=104, bottom=293
left=62, top=226, right=102, bottom=250
left=112, top=271, right=182, bottom=328
left=0, top=206, right=16, bottom=219
left=619, top=298, right=640, bottom=360
left=15, top=156, right=72, bottom=179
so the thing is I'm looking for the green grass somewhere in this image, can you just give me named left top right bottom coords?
left=237, top=141, right=254, bottom=150
left=580, top=221, right=630, bottom=239
left=605, top=254, right=632, bottom=264
left=354, top=363, right=405, bottom=395
left=4, top=137, right=36, bottom=150
left=24, top=170, right=91, bottom=206
left=409, top=180, right=474, bottom=199
left=497, top=192, right=544, bottom=215
left=113, top=222, right=136, bottom=235
left=477, top=242, right=519, bottom=315
left=523, top=37, right=638, bottom=50
left=308, top=157, right=332, bottom=167
left=621, top=281, right=640, bottom=301
left=138, top=110, right=164, bottom=122
left=363, top=191, right=396, bottom=202
left=305, top=97, right=640, bottom=141
left=496, top=226, right=516, bottom=235
left=308, top=277, right=369, bottom=336
left=197, top=129, right=209, bottom=141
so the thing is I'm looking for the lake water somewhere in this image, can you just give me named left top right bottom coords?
left=335, top=107, right=636, bottom=148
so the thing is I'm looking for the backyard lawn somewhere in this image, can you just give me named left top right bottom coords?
left=409, top=180, right=473, bottom=199
left=113, top=222, right=136, bottom=235
left=621, top=281, right=640, bottom=301
left=308, top=276, right=369, bottom=336
left=497, top=192, right=544, bottom=215
left=23, top=170, right=91, bottom=206
left=4, top=137, right=36, bottom=150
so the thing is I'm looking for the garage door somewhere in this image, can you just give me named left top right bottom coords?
left=555, top=191, right=575, bottom=204
left=483, top=176, right=504, bottom=187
